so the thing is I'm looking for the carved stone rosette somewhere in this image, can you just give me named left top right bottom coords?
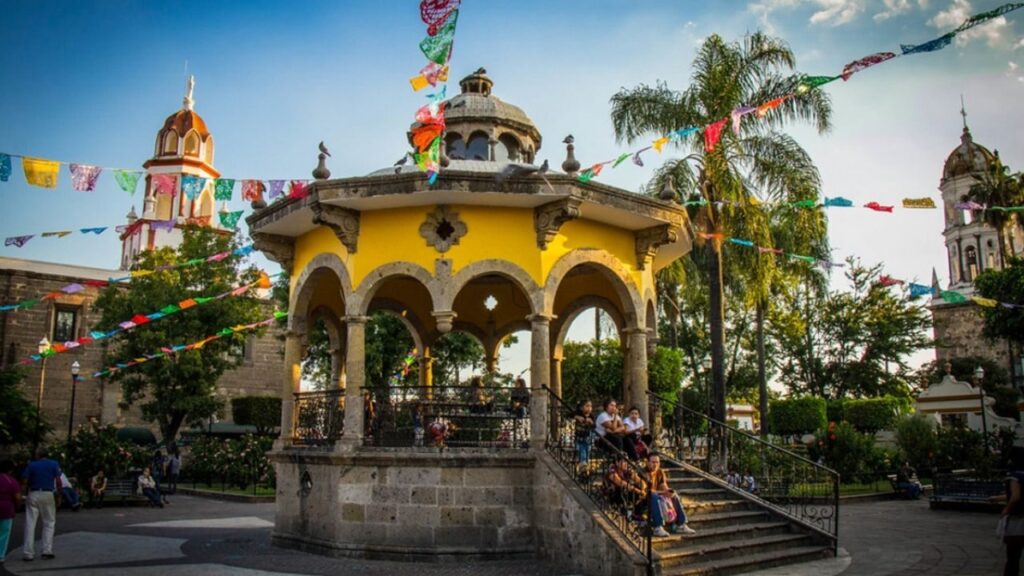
left=534, top=198, right=581, bottom=249
left=635, top=224, right=678, bottom=270
left=311, top=202, right=360, bottom=254
left=419, top=206, right=467, bottom=253
left=251, top=232, right=296, bottom=274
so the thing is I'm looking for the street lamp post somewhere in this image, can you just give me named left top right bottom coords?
left=33, top=337, right=51, bottom=453
left=67, top=361, right=80, bottom=442
left=975, top=366, right=989, bottom=454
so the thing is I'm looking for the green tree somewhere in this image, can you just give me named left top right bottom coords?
left=968, top=159, right=1023, bottom=265
left=611, top=32, right=832, bottom=424
left=0, top=367, right=47, bottom=447
left=431, top=331, right=484, bottom=386
left=365, top=311, right=417, bottom=389
left=975, top=258, right=1024, bottom=347
left=95, top=226, right=265, bottom=445
left=230, top=396, right=283, bottom=436
left=770, top=259, right=932, bottom=399
left=560, top=340, right=626, bottom=411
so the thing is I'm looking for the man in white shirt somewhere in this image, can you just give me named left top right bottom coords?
left=595, top=400, right=638, bottom=460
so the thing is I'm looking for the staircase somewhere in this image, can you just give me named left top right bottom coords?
left=654, top=466, right=833, bottom=575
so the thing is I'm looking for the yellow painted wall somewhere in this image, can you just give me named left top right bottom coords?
left=291, top=204, right=650, bottom=300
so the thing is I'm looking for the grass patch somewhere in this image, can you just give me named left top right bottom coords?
left=185, top=485, right=276, bottom=497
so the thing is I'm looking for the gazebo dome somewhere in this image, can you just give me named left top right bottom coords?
left=431, top=68, right=542, bottom=164
left=151, top=76, right=215, bottom=164
left=942, top=126, right=995, bottom=181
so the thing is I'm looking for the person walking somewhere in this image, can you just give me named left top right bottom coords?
left=20, top=447, right=62, bottom=561
left=166, top=452, right=181, bottom=495
left=0, top=459, right=23, bottom=566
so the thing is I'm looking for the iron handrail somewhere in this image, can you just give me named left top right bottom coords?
left=543, top=386, right=654, bottom=576
left=292, top=389, right=345, bottom=446
left=647, top=390, right=839, bottom=552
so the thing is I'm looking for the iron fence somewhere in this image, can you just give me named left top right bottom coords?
left=292, top=390, right=345, bottom=446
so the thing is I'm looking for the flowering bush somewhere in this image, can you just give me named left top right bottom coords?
left=186, top=434, right=274, bottom=489
left=53, top=425, right=150, bottom=484
left=808, top=421, right=887, bottom=484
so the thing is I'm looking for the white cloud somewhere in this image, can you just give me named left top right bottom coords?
left=809, top=0, right=867, bottom=26
left=1008, top=61, right=1024, bottom=83
left=929, top=0, right=1015, bottom=48
left=874, top=0, right=929, bottom=21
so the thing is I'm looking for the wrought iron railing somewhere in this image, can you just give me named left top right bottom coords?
left=363, top=385, right=531, bottom=449
left=544, top=386, right=654, bottom=576
left=292, top=390, right=345, bottom=446
left=648, top=391, right=839, bottom=552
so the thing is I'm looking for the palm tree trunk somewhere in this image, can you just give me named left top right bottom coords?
left=708, top=237, right=727, bottom=422
left=756, top=300, right=768, bottom=438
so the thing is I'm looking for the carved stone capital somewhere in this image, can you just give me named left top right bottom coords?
left=534, top=198, right=581, bottom=249
left=251, top=232, right=295, bottom=274
left=311, top=202, right=360, bottom=254
left=432, top=310, right=458, bottom=334
left=635, top=225, right=678, bottom=270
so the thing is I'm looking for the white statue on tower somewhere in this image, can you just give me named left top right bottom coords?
left=183, top=74, right=195, bottom=111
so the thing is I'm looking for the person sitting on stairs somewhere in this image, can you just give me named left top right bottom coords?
left=646, top=452, right=697, bottom=538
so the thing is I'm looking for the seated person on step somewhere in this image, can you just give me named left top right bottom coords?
left=605, top=455, right=647, bottom=520
left=646, top=453, right=696, bottom=537
left=896, top=462, right=922, bottom=499
left=595, top=399, right=638, bottom=460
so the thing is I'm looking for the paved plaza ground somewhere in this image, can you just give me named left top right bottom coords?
left=0, top=495, right=1004, bottom=575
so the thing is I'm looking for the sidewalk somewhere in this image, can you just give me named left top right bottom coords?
left=0, top=495, right=1004, bottom=575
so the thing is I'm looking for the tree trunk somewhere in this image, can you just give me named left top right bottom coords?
left=708, top=237, right=727, bottom=423
left=163, top=411, right=187, bottom=447
left=756, top=300, right=769, bottom=438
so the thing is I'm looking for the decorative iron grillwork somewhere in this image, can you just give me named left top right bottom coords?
left=648, top=391, right=839, bottom=552
left=292, top=390, right=345, bottom=446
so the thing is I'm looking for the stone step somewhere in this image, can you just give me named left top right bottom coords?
left=684, top=510, right=771, bottom=528
left=682, top=499, right=756, bottom=515
left=657, top=533, right=813, bottom=569
left=660, top=545, right=831, bottom=576
left=675, top=487, right=740, bottom=502
left=653, top=521, right=793, bottom=549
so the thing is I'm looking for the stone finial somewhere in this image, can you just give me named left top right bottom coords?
left=561, top=141, right=580, bottom=176
left=126, top=205, right=138, bottom=224
left=313, top=141, right=331, bottom=180
left=659, top=180, right=676, bottom=202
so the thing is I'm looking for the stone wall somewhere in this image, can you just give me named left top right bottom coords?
left=532, top=452, right=648, bottom=576
left=932, top=300, right=1013, bottom=370
left=272, top=449, right=536, bottom=560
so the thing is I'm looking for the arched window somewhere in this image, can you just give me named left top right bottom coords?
left=162, top=131, right=178, bottom=155
left=986, top=240, right=997, bottom=269
left=203, top=136, right=214, bottom=164
left=495, top=134, right=521, bottom=162
left=446, top=134, right=466, bottom=160
left=965, top=245, right=978, bottom=281
left=199, top=189, right=214, bottom=219
left=465, top=132, right=489, bottom=161
left=184, top=131, right=200, bottom=156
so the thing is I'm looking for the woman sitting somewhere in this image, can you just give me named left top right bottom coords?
left=90, top=470, right=107, bottom=508
left=646, top=453, right=697, bottom=537
left=604, top=455, right=647, bottom=520
left=137, top=467, right=164, bottom=508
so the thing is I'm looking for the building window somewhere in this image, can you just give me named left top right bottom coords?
left=940, top=413, right=967, bottom=428
left=965, top=246, right=978, bottom=281
left=52, top=307, right=78, bottom=343
left=184, top=131, right=200, bottom=156
left=203, top=136, right=214, bottom=164
left=162, top=131, right=178, bottom=155
left=465, top=132, right=489, bottom=161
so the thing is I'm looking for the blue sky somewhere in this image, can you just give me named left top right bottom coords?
left=1, top=0, right=1022, bottom=374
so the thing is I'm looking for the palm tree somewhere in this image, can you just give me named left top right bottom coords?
left=969, top=156, right=1024, bottom=266
left=611, top=33, right=832, bottom=434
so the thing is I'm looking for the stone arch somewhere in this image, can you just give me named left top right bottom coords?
left=543, top=248, right=644, bottom=327
left=465, top=130, right=490, bottom=161
left=308, top=304, right=345, bottom=349
left=444, top=259, right=542, bottom=314
left=290, top=253, right=353, bottom=334
left=366, top=297, right=427, bottom=355
left=488, top=320, right=531, bottom=363
left=351, top=261, right=439, bottom=317
left=551, top=295, right=626, bottom=360
left=645, top=294, right=658, bottom=346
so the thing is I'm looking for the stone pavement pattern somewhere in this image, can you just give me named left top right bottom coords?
left=0, top=495, right=1005, bottom=575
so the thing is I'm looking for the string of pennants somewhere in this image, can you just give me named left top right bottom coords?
left=0, top=152, right=311, bottom=204
left=86, top=313, right=286, bottom=380
left=681, top=196, right=1024, bottom=213
left=573, top=2, right=1024, bottom=185
left=16, top=271, right=280, bottom=366
left=408, top=0, right=461, bottom=185
left=703, top=231, right=1024, bottom=309
left=3, top=211, right=248, bottom=249
left=0, top=243, right=257, bottom=312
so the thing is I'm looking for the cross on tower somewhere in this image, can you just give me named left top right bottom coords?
left=960, top=95, right=968, bottom=129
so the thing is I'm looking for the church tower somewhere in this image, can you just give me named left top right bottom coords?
left=120, top=76, right=225, bottom=270
left=938, top=104, right=1001, bottom=294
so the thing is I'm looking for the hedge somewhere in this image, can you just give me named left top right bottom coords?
left=768, top=397, right=826, bottom=437
left=844, top=397, right=902, bottom=433
left=231, top=396, right=282, bottom=435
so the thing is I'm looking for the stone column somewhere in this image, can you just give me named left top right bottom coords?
left=528, top=314, right=552, bottom=449
left=330, top=345, right=344, bottom=389
left=339, top=315, right=368, bottom=450
left=485, top=355, right=498, bottom=374
left=278, top=329, right=304, bottom=449
left=624, top=327, right=650, bottom=423
left=550, top=357, right=563, bottom=399
left=418, top=351, right=434, bottom=400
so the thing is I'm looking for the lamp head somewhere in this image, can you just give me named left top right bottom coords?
left=71, top=361, right=80, bottom=377
left=974, top=366, right=985, bottom=380
left=38, top=337, right=50, bottom=354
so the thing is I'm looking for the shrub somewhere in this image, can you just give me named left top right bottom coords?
left=769, top=397, right=826, bottom=437
left=53, top=425, right=150, bottom=484
left=845, top=397, right=901, bottom=433
left=934, top=425, right=995, bottom=475
left=826, top=399, right=846, bottom=425
left=186, top=433, right=275, bottom=489
left=894, top=414, right=937, bottom=474
left=808, top=421, right=884, bottom=484
left=231, top=396, right=282, bottom=436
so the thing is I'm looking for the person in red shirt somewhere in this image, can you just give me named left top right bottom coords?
left=0, top=459, right=24, bottom=564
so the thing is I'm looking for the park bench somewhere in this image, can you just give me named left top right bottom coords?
left=929, top=473, right=1002, bottom=511
left=93, top=477, right=149, bottom=506
left=887, top=474, right=920, bottom=499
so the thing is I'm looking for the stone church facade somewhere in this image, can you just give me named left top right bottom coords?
left=0, top=81, right=281, bottom=442
left=931, top=117, right=1023, bottom=387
